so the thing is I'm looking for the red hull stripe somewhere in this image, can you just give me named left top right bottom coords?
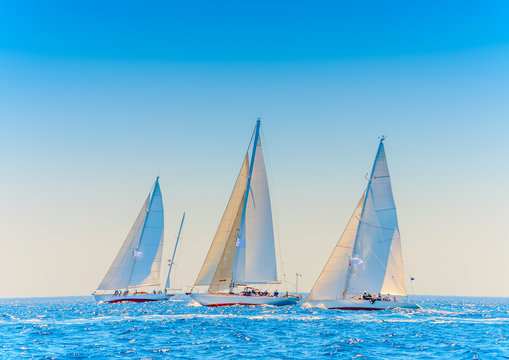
left=106, top=298, right=160, bottom=303
left=205, top=303, right=263, bottom=307
left=329, top=307, right=382, bottom=311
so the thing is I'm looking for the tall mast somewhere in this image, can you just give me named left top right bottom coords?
left=164, top=212, right=185, bottom=292
left=230, top=118, right=261, bottom=292
left=342, top=137, right=385, bottom=298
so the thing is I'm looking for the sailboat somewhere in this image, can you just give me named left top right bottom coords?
left=305, top=137, right=419, bottom=310
left=93, top=177, right=183, bottom=303
left=190, top=119, right=298, bottom=307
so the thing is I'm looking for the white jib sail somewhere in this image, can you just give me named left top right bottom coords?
left=346, top=141, right=406, bottom=296
left=193, top=156, right=249, bottom=288
left=306, top=193, right=365, bottom=301
left=234, top=138, right=278, bottom=284
left=97, top=179, right=164, bottom=291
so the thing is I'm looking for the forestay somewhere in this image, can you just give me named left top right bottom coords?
left=306, top=194, right=365, bottom=300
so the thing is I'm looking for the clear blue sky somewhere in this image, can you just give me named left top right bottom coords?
left=0, top=1, right=508, bottom=298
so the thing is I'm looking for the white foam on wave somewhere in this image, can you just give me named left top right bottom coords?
left=187, top=300, right=202, bottom=307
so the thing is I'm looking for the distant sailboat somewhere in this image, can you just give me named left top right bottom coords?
left=306, top=138, right=419, bottom=310
left=190, top=119, right=298, bottom=307
left=93, top=177, right=182, bottom=303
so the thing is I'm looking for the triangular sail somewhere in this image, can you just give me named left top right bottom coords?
left=380, top=228, right=406, bottom=295
left=345, top=141, right=406, bottom=296
left=97, top=179, right=164, bottom=291
left=233, top=138, right=278, bottom=284
left=208, top=192, right=245, bottom=292
left=193, top=156, right=249, bottom=287
left=307, top=193, right=365, bottom=300
left=307, top=139, right=407, bottom=301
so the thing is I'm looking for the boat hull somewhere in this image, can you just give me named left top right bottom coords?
left=190, top=293, right=299, bottom=307
left=305, top=299, right=420, bottom=311
left=93, top=293, right=173, bottom=304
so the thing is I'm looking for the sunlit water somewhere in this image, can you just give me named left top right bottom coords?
left=0, top=295, right=508, bottom=359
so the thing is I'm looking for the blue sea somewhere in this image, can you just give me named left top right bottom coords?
left=0, top=295, right=507, bottom=359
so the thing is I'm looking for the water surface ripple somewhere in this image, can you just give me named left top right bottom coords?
left=0, top=295, right=507, bottom=359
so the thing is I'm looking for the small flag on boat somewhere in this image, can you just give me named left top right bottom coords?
left=235, top=237, right=246, bottom=248
left=132, top=250, right=143, bottom=257
left=349, top=257, right=364, bottom=266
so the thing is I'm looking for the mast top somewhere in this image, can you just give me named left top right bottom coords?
left=256, top=117, right=261, bottom=125
left=379, top=135, right=386, bottom=143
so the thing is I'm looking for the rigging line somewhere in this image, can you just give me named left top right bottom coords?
left=167, top=213, right=185, bottom=291
left=389, top=275, right=406, bottom=294
left=259, top=126, right=287, bottom=292
left=356, top=234, right=391, bottom=270
left=173, top=217, right=187, bottom=291
left=355, top=215, right=397, bottom=232
left=191, top=155, right=249, bottom=292
left=231, top=120, right=260, bottom=290
left=126, top=180, right=158, bottom=289
left=244, top=122, right=257, bottom=160
left=309, top=194, right=365, bottom=298
left=351, top=189, right=393, bottom=276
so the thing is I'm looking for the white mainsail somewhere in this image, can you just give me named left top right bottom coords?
left=96, top=178, right=164, bottom=291
left=234, top=137, right=278, bottom=284
left=193, top=120, right=278, bottom=293
left=308, top=139, right=407, bottom=300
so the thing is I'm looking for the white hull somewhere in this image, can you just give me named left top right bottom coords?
left=93, top=293, right=173, bottom=304
left=305, top=299, right=419, bottom=310
left=190, top=293, right=299, bottom=307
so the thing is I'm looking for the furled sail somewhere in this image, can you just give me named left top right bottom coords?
left=193, top=156, right=249, bottom=288
left=97, top=178, right=164, bottom=291
left=306, top=193, right=365, bottom=300
left=234, top=138, right=278, bottom=284
left=345, top=140, right=406, bottom=296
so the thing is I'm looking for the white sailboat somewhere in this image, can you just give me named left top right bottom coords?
left=305, top=138, right=419, bottom=310
left=93, top=177, right=182, bottom=303
left=190, top=119, right=298, bottom=307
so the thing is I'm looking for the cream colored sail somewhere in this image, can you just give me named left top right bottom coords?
left=307, top=193, right=364, bottom=300
left=380, top=228, right=406, bottom=295
left=208, top=191, right=245, bottom=292
left=193, top=155, right=249, bottom=287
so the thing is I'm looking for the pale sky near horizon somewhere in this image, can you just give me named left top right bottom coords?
left=1, top=1, right=508, bottom=298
